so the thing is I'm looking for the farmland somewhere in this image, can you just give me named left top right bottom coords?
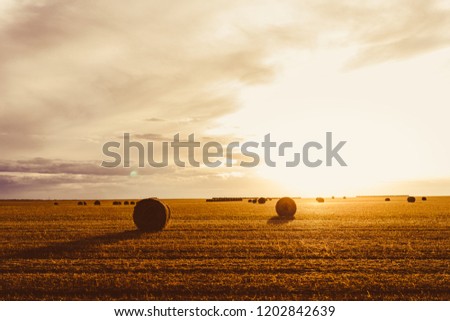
left=0, top=197, right=448, bottom=300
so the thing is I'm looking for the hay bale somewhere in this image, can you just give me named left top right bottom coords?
left=113, top=201, right=121, bottom=205
left=124, top=201, right=129, bottom=205
left=133, top=198, right=170, bottom=232
left=258, top=197, right=266, bottom=204
left=332, top=196, right=335, bottom=199
left=130, top=201, right=135, bottom=205
left=275, top=197, right=297, bottom=218
left=77, top=201, right=83, bottom=206
left=422, top=197, right=427, bottom=201
left=248, top=199, right=252, bottom=203
left=343, top=196, right=346, bottom=199
left=316, top=197, right=325, bottom=203
left=407, top=196, right=416, bottom=203
left=54, top=202, right=58, bottom=205
left=94, top=200, right=101, bottom=206
left=83, top=201, right=87, bottom=206
left=252, top=199, right=257, bottom=204
left=385, top=197, right=391, bottom=201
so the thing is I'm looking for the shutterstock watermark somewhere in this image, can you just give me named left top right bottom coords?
left=101, top=132, right=347, bottom=168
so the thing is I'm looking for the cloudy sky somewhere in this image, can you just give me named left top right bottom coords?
left=1, top=0, right=449, bottom=199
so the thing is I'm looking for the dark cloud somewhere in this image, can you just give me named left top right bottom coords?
left=0, top=173, right=101, bottom=197
left=0, top=159, right=267, bottom=199
left=0, top=158, right=176, bottom=176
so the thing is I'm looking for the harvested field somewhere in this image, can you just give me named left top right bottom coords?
left=0, top=197, right=448, bottom=300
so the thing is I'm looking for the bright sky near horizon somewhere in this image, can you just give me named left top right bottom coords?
left=0, top=0, right=449, bottom=199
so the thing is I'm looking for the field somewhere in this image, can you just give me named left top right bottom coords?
left=0, top=197, right=448, bottom=300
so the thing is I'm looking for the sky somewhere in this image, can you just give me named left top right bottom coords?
left=0, top=0, right=449, bottom=199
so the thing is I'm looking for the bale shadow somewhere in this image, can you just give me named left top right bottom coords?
left=4, top=230, right=144, bottom=259
left=267, top=216, right=295, bottom=225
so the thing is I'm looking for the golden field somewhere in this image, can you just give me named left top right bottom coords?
left=0, top=197, right=448, bottom=300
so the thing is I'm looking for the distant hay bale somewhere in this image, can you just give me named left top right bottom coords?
left=206, top=197, right=243, bottom=202
left=54, top=202, right=58, bottom=205
left=83, top=201, right=87, bottom=206
left=130, top=201, right=135, bottom=205
left=252, top=199, right=257, bottom=204
left=77, top=201, right=83, bottom=206
left=248, top=199, right=252, bottom=203
left=94, top=200, right=101, bottom=206
left=133, top=198, right=170, bottom=232
left=343, top=196, right=347, bottom=199
left=113, top=201, right=121, bottom=205
left=332, top=196, right=335, bottom=199
left=407, top=196, right=416, bottom=203
left=124, top=201, right=129, bottom=205
left=275, top=197, right=297, bottom=218
left=385, top=198, right=391, bottom=201
left=316, top=197, right=325, bottom=203
left=258, top=197, right=266, bottom=204
left=421, top=197, right=427, bottom=201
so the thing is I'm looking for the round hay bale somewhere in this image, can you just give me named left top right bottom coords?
left=133, top=198, right=170, bottom=232
left=332, top=196, right=335, bottom=199
left=385, top=197, right=390, bottom=201
left=248, top=199, right=252, bottom=203
left=343, top=196, right=346, bottom=199
left=54, top=202, right=58, bottom=205
left=77, top=201, right=83, bottom=206
left=83, top=201, right=87, bottom=206
left=421, top=197, right=427, bottom=201
left=275, top=197, right=297, bottom=218
left=258, top=197, right=266, bottom=204
left=124, top=201, right=129, bottom=205
left=407, top=196, right=416, bottom=203
left=94, top=200, right=101, bottom=206
left=130, top=201, right=135, bottom=205
left=316, top=197, right=325, bottom=203
left=252, top=199, right=257, bottom=204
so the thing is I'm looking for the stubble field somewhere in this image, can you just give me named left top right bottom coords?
left=0, top=197, right=448, bottom=300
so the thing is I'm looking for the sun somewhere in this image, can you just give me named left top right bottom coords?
left=255, top=165, right=361, bottom=197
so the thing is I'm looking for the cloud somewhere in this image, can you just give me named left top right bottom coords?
left=0, top=158, right=125, bottom=176
left=0, top=158, right=177, bottom=176
left=145, top=118, right=165, bottom=122
left=304, top=0, right=450, bottom=68
left=125, top=133, right=170, bottom=142
left=0, top=0, right=295, bottom=160
left=0, top=158, right=273, bottom=199
left=2, top=0, right=446, bottom=153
